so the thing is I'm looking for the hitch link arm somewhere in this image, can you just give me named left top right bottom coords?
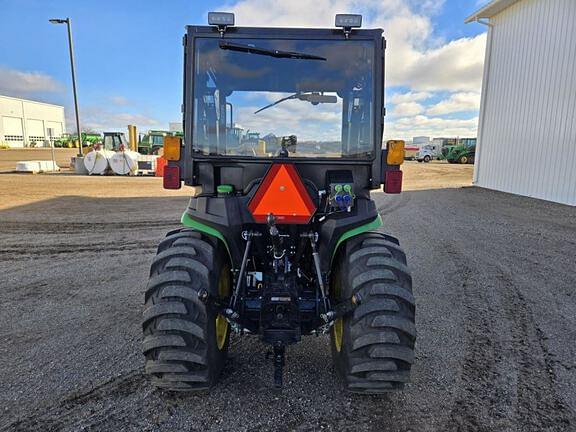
left=231, top=230, right=260, bottom=311
left=321, top=292, right=363, bottom=323
left=198, top=288, right=240, bottom=323
left=302, top=232, right=329, bottom=314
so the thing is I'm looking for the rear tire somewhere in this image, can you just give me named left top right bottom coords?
left=423, top=155, right=431, bottom=163
left=142, top=229, right=231, bottom=391
left=330, top=233, right=416, bottom=393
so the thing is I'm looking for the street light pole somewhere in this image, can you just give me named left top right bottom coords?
left=50, top=18, right=82, bottom=157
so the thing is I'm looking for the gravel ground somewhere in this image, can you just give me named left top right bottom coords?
left=0, top=170, right=575, bottom=431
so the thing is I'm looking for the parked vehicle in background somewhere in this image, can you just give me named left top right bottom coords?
left=436, top=138, right=476, bottom=164
left=102, top=132, right=129, bottom=151
left=442, top=141, right=476, bottom=164
left=138, top=130, right=171, bottom=155
left=416, top=144, right=441, bottom=162
left=142, top=130, right=183, bottom=155
left=54, top=132, right=101, bottom=148
left=404, top=145, right=419, bottom=160
left=432, top=137, right=461, bottom=149
left=438, top=145, right=451, bottom=161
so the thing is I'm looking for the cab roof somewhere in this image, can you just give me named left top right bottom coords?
left=186, top=25, right=383, bottom=39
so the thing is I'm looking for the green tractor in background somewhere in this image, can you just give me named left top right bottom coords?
left=54, top=132, right=101, bottom=149
left=439, top=138, right=476, bottom=164
left=138, top=130, right=184, bottom=155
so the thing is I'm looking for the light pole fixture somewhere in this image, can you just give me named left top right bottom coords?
left=49, top=17, right=83, bottom=157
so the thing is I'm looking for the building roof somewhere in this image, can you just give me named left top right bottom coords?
left=0, top=94, right=64, bottom=109
left=464, top=0, right=522, bottom=23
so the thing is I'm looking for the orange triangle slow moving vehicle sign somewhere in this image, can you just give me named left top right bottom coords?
left=248, top=164, right=317, bottom=224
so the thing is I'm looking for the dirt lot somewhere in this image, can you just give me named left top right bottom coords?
left=0, top=149, right=78, bottom=172
left=1, top=163, right=575, bottom=431
left=0, top=155, right=473, bottom=210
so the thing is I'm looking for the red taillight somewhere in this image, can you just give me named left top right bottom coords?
left=384, top=170, right=403, bottom=194
left=163, top=165, right=181, bottom=189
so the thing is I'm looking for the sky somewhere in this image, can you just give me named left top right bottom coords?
left=0, top=0, right=491, bottom=140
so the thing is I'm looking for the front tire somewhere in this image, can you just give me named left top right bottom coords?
left=330, top=233, right=416, bottom=393
left=142, top=229, right=231, bottom=391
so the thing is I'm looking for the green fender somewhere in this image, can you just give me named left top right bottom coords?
left=181, top=212, right=232, bottom=261
left=181, top=212, right=383, bottom=268
left=330, top=214, right=383, bottom=265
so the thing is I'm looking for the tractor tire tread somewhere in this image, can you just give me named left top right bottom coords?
left=331, top=233, right=415, bottom=394
left=142, top=229, right=228, bottom=392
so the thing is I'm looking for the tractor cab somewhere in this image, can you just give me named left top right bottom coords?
left=102, top=132, right=128, bottom=151
left=138, top=130, right=170, bottom=155
left=165, top=14, right=403, bottom=193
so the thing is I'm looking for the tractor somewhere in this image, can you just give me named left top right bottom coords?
left=101, top=132, right=128, bottom=151
left=142, top=13, right=416, bottom=393
left=438, top=138, right=476, bottom=164
left=138, top=130, right=171, bottom=155
left=443, top=143, right=476, bottom=164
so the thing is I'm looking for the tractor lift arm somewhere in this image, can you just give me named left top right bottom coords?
left=301, top=232, right=329, bottom=315
left=231, top=230, right=262, bottom=312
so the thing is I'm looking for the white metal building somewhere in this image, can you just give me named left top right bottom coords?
left=0, top=95, right=66, bottom=148
left=466, top=0, right=576, bottom=206
left=413, top=136, right=431, bottom=146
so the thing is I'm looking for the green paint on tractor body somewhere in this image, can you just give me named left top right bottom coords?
left=181, top=212, right=232, bottom=260
left=331, top=214, right=383, bottom=263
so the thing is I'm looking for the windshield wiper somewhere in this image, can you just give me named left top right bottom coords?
left=219, top=41, right=326, bottom=61
left=254, top=92, right=337, bottom=114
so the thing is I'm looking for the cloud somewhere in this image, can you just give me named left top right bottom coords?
left=76, top=106, right=161, bottom=132
left=394, top=34, right=486, bottom=91
left=0, top=68, right=163, bottom=133
left=388, top=91, right=432, bottom=104
left=385, top=115, right=479, bottom=139
left=427, top=92, right=481, bottom=115
left=390, top=101, right=425, bottom=116
left=108, top=95, right=130, bottom=106
left=0, top=67, right=62, bottom=97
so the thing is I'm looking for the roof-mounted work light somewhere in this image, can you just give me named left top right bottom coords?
left=335, top=14, right=362, bottom=38
left=208, top=12, right=235, bottom=37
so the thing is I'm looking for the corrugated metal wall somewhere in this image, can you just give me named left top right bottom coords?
left=474, top=0, right=576, bottom=206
